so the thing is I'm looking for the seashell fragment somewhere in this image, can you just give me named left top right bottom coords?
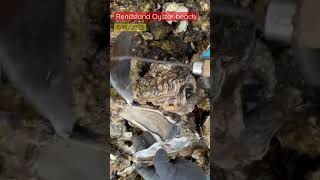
left=120, top=105, right=180, bottom=142
left=133, top=137, right=190, bottom=162
left=163, top=2, right=189, bottom=33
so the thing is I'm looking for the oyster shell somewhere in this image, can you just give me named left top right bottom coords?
left=133, top=64, right=199, bottom=115
left=133, top=137, right=190, bottom=162
left=120, top=105, right=180, bottom=142
left=163, top=2, right=189, bottom=33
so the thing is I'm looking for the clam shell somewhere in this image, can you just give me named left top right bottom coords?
left=120, top=105, right=180, bottom=142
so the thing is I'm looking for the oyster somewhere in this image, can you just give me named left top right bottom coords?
left=120, top=105, right=180, bottom=142
left=163, top=2, right=189, bottom=33
left=133, top=137, right=190, bottom=162
left=133, top=64, right=198, bottom=115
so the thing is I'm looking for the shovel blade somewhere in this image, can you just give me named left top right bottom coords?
left=110, top=32, right=134, bottom=104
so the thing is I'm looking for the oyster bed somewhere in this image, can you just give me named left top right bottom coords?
left=110, top=0, right=210, bottom=179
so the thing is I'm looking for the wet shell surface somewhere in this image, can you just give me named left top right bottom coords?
left=120, top=105, right=180, bottom=142
left=133, top=64, right=199, bottom=115
left=133, top=137, right=190, bottom=162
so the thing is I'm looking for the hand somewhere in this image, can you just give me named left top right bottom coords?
left=136, top=149, right=207, bottom=180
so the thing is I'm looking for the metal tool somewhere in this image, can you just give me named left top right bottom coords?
left=0, top=0, right=107, bottom=179
left=110, top=32, right=135, bottom=104
left=192, top=47, right=211, bottom=77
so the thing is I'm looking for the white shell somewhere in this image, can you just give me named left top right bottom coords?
left=163, top=2, right=189, bottom=33
left=120, top=105, right=180, bottom=142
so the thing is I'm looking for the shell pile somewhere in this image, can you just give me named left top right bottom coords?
left=110, top=0, right=210, bottom=179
